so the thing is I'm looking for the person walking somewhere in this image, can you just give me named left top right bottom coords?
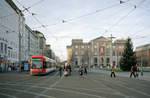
left=79, top=66, right=84, bottom=77
left=59, top=66, right=62, bottom=77
left=68, top=64, right=72, bottom=76
left=84, top=66, right=87, bottom=75
left=130, top=66, right=136, bottom=78
left=135, top=64, right=139, bottom=78
left=110, top=65, right=116, bottom=78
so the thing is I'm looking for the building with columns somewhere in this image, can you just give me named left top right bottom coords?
left=67, top=36, right=126, bottom=68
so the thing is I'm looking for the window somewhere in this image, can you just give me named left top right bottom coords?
left=113, top=51, right=115, bottom=56
left=1, top=43, right=3, bottom=53
left=119, top=52, right=122, bottom=56
left=94, top=52, right=97, bottom=55
left=75, top=45, right=78, bottom=48
left=94, top=45, right=97, bottom=49
left=8, top=50, right=10, bottom=58
left=5, top=44, right=7, bottom=54
left=94, top=57, right=98, bottom=66
left=75, top=51, right=78, bottom=55
left=94, top=57, right=98, bottom=63
left=101, top=58, right=104, bottom=63
left=75, top=58, right=78, bottom=66
left=106, top=58, right=110, bottom=63
left=32, top=58, right=42, bottom=69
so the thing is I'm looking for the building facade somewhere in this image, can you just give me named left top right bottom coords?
left=33, top=31, right=46, bottom=56
left=0, top=0, right=25, bottom=71
left=67, top=36, right=126, bottom=68
left=135, top=44, right=150, bottom=67
left=44, top=44, right=52, bottom=58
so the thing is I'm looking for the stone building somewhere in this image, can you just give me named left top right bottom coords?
left=33, top=30, right=46, bottom=56
left=67, top=36, right=126, bottom=68
left=135, top=44, right=150, bottom=67
left=44, top=44, right=52, bottom=58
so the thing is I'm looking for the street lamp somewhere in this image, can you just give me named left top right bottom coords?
left=109, top=34, right=115, bottom=68
left=141, top=51, right=143, bottom=76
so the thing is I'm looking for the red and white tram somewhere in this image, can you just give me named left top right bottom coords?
left=30, top=56, right=56, bottom=75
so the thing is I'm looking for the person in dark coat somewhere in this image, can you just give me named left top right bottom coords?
left=68, top=64, right=72, bottom=76
left=59, top=66, right=62, bottom=77
left=84, top=66, right=87, bottom=75
left=130, top=66, right=136, bottom=78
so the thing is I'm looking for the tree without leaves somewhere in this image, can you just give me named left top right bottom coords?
left=120, top=38, right=136, bottom=71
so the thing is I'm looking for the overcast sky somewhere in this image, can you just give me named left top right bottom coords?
left=13, top=0, right=150, bottom=61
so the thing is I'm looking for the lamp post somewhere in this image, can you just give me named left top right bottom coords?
left=109, top=34, right=115, bottom=68
left=18, top=12, right=22, bottom=72
left=15, top=9, right=24, bottom=72
left=141, top=51, right=143, bottom=76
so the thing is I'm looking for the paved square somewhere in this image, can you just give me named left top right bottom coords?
left=0, top=70, right=150, bottom=98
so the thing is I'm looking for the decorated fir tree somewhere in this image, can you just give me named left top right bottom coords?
left=120, top=37, right=136, bottom=71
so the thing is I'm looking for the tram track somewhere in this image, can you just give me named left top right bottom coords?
left=85, top=74, right=150, bottom=98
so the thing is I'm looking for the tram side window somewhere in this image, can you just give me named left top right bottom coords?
left=43, top=61, right=47, bottom=68
left=46, top=62, right=52, bottom=68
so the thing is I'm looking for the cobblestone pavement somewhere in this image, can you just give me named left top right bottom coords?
left=0, top=70, right=150, bottom=98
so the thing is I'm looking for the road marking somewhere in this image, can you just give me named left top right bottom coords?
left=52, top=88, right=105, bottom=98
left=0, top=71, right=59, bottom=86
left=87, top=75, right=150, bottom=97
left=0, top=82, right=105, bottom=98
left=0, top=92, right=18, bottom=98
left=0, top=87, right=55, bottom=98
left=55, top=86, right=113, bottom=93
left=0, top=72, right=59, bottom=98
left=84, top=75, right=130, bottom=98
left=34, top=74, right=64, bottom=98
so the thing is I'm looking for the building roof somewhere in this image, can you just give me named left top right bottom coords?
left=114, top=39, right=127, bottom=43
left=5, top=0, right=24, bottom=16
left=33, top=30, right=46, bottom=40
left=91, top=36, right=111, bottom=42
left=135, top=43, right=150, bottom=51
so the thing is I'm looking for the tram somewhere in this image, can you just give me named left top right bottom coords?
left=30, top=56, right=56, bottom=75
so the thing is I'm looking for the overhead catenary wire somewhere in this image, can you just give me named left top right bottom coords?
left=0, top=0, right=45, bottom=19
left=14, top=0, right=58, bottom=41
left=32, top=2, right=127, bottom=29
left=15, top=0, right=47, bottom=28
left=103, top=0, right=146, bottom=36
left=24, top=0, right=45, bottom=11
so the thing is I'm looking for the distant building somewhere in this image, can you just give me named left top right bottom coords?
left=33, top=30, right=46, bottom=56
left=66, top=46, right=72, bottom=62
left=45, top=44, right=52, bottom=58
left=135, top=44, right=150, bottom=67
left=67, top=36, right=126, bottom=68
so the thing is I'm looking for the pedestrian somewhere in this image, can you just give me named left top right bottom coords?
left=130, top=66, right=136, bottom=78
left=68, top=64, right=72, bottom=76
left=84, top=66, right=87, bottom=75
left=59, top=66, right=62, bottom=77
left=79, top=66, right=84, bottom=77
left=110, top=65, right=116, bottom=78
left=135, top=64, right=139, bottom=78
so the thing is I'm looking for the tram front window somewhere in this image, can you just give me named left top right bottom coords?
left=32, top=58, right=42, bottom=69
